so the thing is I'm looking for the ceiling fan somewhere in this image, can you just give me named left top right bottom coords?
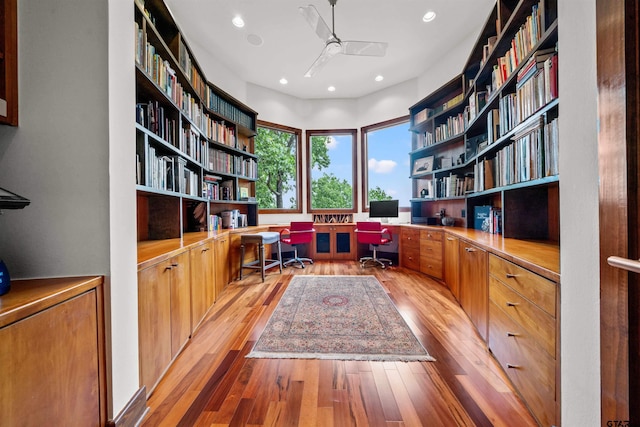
left=299, top=0, right=388, bottom=78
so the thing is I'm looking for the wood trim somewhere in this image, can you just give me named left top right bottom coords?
left=256, top=120, right=303, bottom=214
left=306, top=129, right=358, bottom=214
left=107, top=387, right=148, bottom=427
left=360, top=116, right=410, bottom=213
left=596, top=0, right=639, bottom=423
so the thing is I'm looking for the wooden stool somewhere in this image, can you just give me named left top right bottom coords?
left=239, top=232, right=282, bottom=282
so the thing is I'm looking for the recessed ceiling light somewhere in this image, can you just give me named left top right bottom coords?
left=232, top=15, right=245, bottom=28
left=375, top=75, right=384, bottom=82
left=328, top=86, right=336, bottom=92
left=247, top=34, right=263, bottom=46
left=279, top=78, right=288, bottom=85
left=422, top=10, right=436, bottom=22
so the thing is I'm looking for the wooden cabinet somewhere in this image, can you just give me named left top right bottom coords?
left=0, top=0, right=17, bottom=126
left=0, top=277, right=106, bottom=426
left=420, top=229, right=443, bottom=279
left=459, top=240, right=488, bottom=340
left=214, top=234, right=230, bottom=296
left=190, top=240, right=215, bottom=332
left=443, top=233, right=460, bottom=299
left=400, top=227, right=420, bottom=271
left=488, top=254, right=558, bottom=427
left=313, top=224, right=355, bottom=261
left=138, top=250, right=191, bottom=396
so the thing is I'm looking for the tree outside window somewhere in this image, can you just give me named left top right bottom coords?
left=255, top=122, right=301, bottom=212
left=362, top=117, right=411, bottom=211
left=307, top=129, right=357, bottom=212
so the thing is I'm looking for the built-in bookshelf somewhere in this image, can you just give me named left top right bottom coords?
left=409, top=0, right=558, bottom=242
left=0, top=0, right=18, bottom=126
left=135, top=0, right=258, bottom=241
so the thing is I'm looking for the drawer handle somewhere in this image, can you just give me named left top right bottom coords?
left=202, top=248, right=210, bottom=252
left=165, top=263, right=178, bottom=271
left=446, top=237, right=455, bottom=241
left=506, top=363, right=521, bottom=369
left=427, top=234, right=432, bottom=238
left=505, top=273, right=518, bottom=278
left=505, top=301, right=519, bottom=307
left=506, top=332, right=519, bottom=337
left=465, top=247, right=476, bottom=252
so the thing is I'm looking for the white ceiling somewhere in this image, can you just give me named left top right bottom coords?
left=163, top=0, right=495, bottom=100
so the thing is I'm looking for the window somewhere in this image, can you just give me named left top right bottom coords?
left=361, top=117, right=411, bottom=211
left=255, top=121, right=302, bottom=213
left=307, top=129, right=357, bottom=212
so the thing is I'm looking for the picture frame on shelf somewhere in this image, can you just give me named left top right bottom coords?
left=413, top=155, right=434, bottom=175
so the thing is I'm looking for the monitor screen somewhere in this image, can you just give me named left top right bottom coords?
left=369, top=199, right=399, bottom=218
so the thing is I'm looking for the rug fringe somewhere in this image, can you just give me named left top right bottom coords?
left=246, top=351, right=435, bottom=362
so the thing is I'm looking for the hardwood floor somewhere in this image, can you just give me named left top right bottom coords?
left=141, top=262, right=537, bottom=426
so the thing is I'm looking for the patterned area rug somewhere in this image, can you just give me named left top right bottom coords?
left=247, top=275, right=435, bottom=361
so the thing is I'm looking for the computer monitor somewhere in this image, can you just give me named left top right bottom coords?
left=369, top=199, right=399, bottom=220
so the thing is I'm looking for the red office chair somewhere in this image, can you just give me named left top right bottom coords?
left=355, top=221, right=393, bottom=269
left=279, top=221, right=315, bottom=268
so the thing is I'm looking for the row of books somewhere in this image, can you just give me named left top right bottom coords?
left=179, top=125, right=205, bottom=164
left=434, top=112, right=465, bottom=143
left=435, top=173, right=474, bottom=198
left=515, top=53, right=558, bottom=120
left=474, top=206, right=502, bottom=234
left=491, top=1, right=544, bottom=92
left=136, top=101, right=177, bottom=145
left=145, top=148, right=198, bottom=196
left=414, top=131, right=434, bottom=150
left=204, top=86, right=254, bottom=130
left=207, top=148, right=257, bottom=179
left=467, top=91, right=488, bottom=123
left=202, top=115, right=237, bottom=148
left=208, top=214, right=223, bottom=232
left=178, top=39, right=205, bottom=98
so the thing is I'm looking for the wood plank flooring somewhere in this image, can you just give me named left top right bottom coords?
left=141, top=262, right=538, bottom=426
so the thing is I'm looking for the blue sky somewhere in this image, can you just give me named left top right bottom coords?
left=311, top=122, right=412, bottom=208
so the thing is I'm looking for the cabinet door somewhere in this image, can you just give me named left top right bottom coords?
left=214, top=235, right=230, bottom=298
left=459, top=241, right=488, bottom=340
left=333, top=225, right=355, bottom=260
left=190, top=241, right=214, bottom=333
left=400, top=228, right=420, bottom=271
left=170, top=251, right=191, bottom=357
left=444, top=234, right=460, bottom=299
left=138, top=260, right=172, bottom=395
left=0, top=291, right=100, bottom=426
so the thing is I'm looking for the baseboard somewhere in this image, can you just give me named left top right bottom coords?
left=106, top=386, right=148, bottom=427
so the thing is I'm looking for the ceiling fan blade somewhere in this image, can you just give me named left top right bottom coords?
left=304, top=44, right=340, bottom=77
left=299, top=5, right=333, bottom=42
left=341, top=41, right=388, bottom=56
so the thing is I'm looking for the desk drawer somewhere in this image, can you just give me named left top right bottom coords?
left=490, top=276, right=555, bottom=357
left=489, top=254, right=556, bottom=317
left=420, top=229, right=442, bottom=242
left=489, top=301, right=556, bottom=427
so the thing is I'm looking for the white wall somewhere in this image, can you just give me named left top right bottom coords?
left=558, top=1, right=601, bottom=425
left=108, top=0, right=140, bottom=416
left=0, top=0, right=111, bottom=278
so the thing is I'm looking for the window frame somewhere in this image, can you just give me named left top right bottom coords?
left=361, top=116, right=412, bottom=213
left=255, top=120, right=303, bottom=214
left=306, top=128, right=358, bottom=214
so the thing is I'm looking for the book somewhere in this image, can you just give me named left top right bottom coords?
left=474, top=205, right=491, bottom=230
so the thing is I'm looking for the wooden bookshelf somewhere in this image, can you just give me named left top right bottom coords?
left=0, top=0, right=18, bottom=126
left=408, top=1, right=560, bottom=425
left=134, top=0, right=258, bottom=242
left=409, top=0, right=559, bottom=243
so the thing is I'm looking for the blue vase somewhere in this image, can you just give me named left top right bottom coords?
left=0, top=260, right=10, bottom=296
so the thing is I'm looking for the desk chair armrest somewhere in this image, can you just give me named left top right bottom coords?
left=380, top=228, right=393, bottom=242
left=279, top=228, right=291, bottom=238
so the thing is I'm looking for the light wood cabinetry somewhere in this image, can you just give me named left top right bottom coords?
left=190, top=240, right=214, bottom=332
left=313, top=224, right=356, bottom=261
left=0, top=277, right=106, bottom=426
left=420, top=229, right=443, bottom=279
left=214, top=234, right=230, bottom=295
left=488, top=254, right=558, bottom=426
left=443, top=233, right=460, bottom=299
left=138, top=250, right=191, bottom=396
left=400, top=227, right=420, bottom=271
left=459, top=240, right=488, bottom=340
